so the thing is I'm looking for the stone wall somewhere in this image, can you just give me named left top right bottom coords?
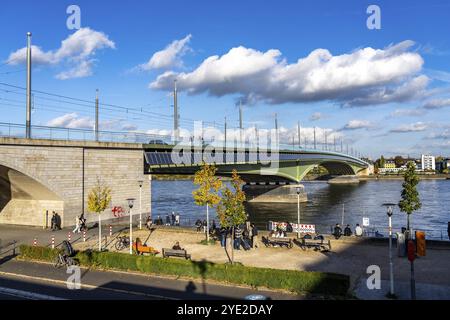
left=0, top=138, right=150, bottom=227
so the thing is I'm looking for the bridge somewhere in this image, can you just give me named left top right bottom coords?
left=144, top=146, right=369, bottom=183
left=0, top=124, right=369, bottom=226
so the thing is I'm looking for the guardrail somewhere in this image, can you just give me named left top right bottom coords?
left=0, top=122, right=368, bottom=165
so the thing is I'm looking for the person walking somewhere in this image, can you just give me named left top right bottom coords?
left=234, top=226, right=242, bottom=250
left=251, top=223, right=259, bottom=248
left=73, top=215, right=81, bottom=233
left=175, top=213, right=180, bottom=226
left=51, top=211, right=57, bottom=231
left=171, top=212, right=176, bottom=226
left=165, top=214, right=171, bottom=226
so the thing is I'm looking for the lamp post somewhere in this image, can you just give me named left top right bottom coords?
left=382, top=203, right=396, bottom=298
left=127, top=198, right=135, bottom=255
left=138, top=180, right=143, bottom=230
left=296, top=186, right=302, bottom=239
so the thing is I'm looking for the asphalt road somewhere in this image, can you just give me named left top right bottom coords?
left=0, top=258, right=300, bottom=300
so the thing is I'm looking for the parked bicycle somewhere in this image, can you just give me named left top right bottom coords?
left=54, top=253, right=77, bottom=268
left=115, top=236, right=130, bottom=251
left=54, top=240, right=78, bottom=268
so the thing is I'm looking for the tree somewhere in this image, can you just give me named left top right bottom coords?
left=398, top=161, right=421, bottom=238
left=379, top=155, right=386, bottom=168
left=87, top=178, right=112, bottom=251
left=216, top=170, right=247, bottom=264
left=192, top=163, right=222, bottom=242
left=394, top=156, right=405, bottom=167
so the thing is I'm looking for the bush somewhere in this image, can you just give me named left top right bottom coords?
left=19, top=245, right=349, bottom=296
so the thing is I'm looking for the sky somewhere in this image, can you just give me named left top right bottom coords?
left=1, top=0, right=450, bottom=159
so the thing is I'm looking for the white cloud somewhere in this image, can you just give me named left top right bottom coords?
left=423, top=98, right=450, bottom=109
left=150, top=40, right=426, bottom=106
left=309, top=112, right=324, bottom=121
left=140, top=34, right=192, bottom=70
left=46, top=113, right=93, bottom=129
left=343, top=120, right=373, bottom=130
left=390, top=122, right=429, bottom=133
left=6, top=28, right=115, bottom=80
left=389, top=108, right=425, bottom=117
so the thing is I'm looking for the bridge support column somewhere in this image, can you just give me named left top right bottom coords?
left=243, top=183, right=307, bottom=203
left=327, top=175, right=360, bottom=184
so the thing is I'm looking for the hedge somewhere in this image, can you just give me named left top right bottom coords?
left=19, top=245, right=349, bottom=296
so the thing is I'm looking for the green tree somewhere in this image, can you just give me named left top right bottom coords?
left=378, top=155, right=385, bottom=168
left=192, top=163, right=222, bottom=242
left=398, top=161, right=421, bottom=237
left=87, top=178, right=112, bottom=251
left=217, top=170, right=247, bottom=264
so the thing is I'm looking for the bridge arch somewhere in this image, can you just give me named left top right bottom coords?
left=0, top=161, right=63, bottom=226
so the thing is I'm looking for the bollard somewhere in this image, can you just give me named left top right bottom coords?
left=51, top=235, right=55, bottom=249
left=83, top=230, right=86, bottom=242
left=109, top=225, right=112, bottom=237
left=33, top=238, right=37, bottom=246
left=68, top=231, right=71, bottom=242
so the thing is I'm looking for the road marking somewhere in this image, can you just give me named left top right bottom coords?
left=0, top=271, right=178, bottom=300
left=0, top=286, right=65, bottom=300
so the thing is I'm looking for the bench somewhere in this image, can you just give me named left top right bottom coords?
left=300, top=238, right=331, bottom=252
left=162, top=248, right=191, bottom=260
left=265, top=237, right=293, bottom=248
left=132, top=242, right=159, bottom=255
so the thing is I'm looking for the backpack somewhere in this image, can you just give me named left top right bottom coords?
left=62, top=240, right=74, bottom=257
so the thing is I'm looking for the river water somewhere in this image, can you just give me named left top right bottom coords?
left=151, top=179, right=450, bottom=240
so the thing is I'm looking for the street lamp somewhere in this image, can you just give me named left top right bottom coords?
left=138, top=180, right=143, bottom=230
left=127, top=198, right=135, bottom=255
left=296, top=186, right=302, bottom=239
left=382, top=202, right=396, bottom=298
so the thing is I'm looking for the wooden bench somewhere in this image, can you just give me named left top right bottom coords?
left=265, top=237, right=293, bottom=248
left=132, top=242, right=159, bottom=255
left=300, top=238, right=331, bottom=252
left=162, top=248, right=191, bottom=260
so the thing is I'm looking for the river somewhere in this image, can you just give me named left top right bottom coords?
left=151, top=179, right=450, bottom=240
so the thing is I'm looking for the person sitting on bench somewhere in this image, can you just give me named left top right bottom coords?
left=172, top=241, right=182, bottom=250
left=333, top=223, right=342, bottom=239
left=344, top=224, right=352, bottom=236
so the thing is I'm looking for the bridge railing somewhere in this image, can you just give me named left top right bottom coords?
left=0, top=122, right=368, bottom=165
left=0, top=122, right=173, bottom=145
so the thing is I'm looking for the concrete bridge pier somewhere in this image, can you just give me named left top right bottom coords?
left=242, top=183, right=307, bottom=203
left=327, top=175, right=360, bottom=184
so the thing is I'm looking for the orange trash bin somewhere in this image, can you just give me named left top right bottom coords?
left=415, top=231, right=426, bottom=257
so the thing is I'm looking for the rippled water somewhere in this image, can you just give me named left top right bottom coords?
left=151, top=179, right=450, bottom=240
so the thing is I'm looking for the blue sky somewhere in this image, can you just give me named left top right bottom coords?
left=1, top=0, right=450, bottom=159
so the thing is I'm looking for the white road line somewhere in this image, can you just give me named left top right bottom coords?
left=0, top=271, right=178, bottom=300
left=0, top=286, right=65, bottom=300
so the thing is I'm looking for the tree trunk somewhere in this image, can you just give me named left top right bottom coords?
left=206, top=204, right=209, bottom=243
left=98, top=214, right=102, bottom=251
left=224, top=231, right=232, bottom=264
left=231, top=226, right=235, bottom=264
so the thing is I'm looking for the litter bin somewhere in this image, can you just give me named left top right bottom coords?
left=396, top=232, right=406, bottom=257
left=415, top=231, right=426, bottom=257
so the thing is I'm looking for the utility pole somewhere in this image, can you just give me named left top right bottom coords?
left=334, top=136, right=336, bottom=152
left=346, top=144, right=349, bottom=155
left=274, top=113, right=278, bottom=146
left=255, top=124, right=259, bottom=148
left=26, top=32, right=32, bottom=139
left=239, top=100, right=243, bottom=147
left=324, top=130, right=328, bottom=150
left=224, top=116, right=227, bottom=149
left=173, top=79, right=179, bottom=143
left=341, top=139, right=343, bottom=153
left=313, top=127, right=316, bottom=149
left=297, top=121, right=301, bottom=149
left=95, top=89, right=99, bottom=141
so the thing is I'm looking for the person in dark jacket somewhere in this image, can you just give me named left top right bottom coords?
left=344, top=224, right=352, bottom=236
left=251, top=223, right=259, bottom=248
left=333, top=223, right=342, bottom=239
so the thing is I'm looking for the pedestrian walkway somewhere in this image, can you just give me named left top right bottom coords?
left=354, top=279, right=450, bottom=300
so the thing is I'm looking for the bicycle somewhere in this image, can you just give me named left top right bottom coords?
left=54, top=253, right=78, bottom=268
left=115, top=236, right=130, bottom=251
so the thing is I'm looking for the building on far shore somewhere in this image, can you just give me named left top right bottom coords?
left=421, top=154, right=436, bottom=171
